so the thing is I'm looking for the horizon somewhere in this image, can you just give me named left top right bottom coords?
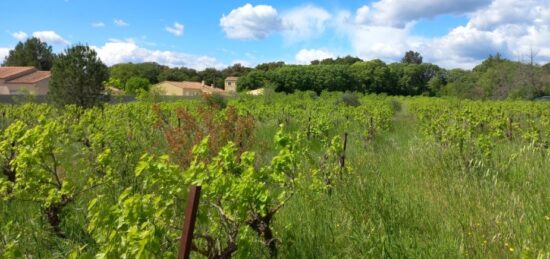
left=1, top=0, right=549, bottom=71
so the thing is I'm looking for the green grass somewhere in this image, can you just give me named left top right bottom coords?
left=270, top=103, right=550, bottom=258
left=1, top=97, right=548, bottom=258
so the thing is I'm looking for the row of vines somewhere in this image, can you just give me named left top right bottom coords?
left=409, top=98, right=549, bottom=173
left=0, top=92, right=395, bottom=258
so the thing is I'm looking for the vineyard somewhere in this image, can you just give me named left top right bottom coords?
left=0, top=92, right=549, bottom=258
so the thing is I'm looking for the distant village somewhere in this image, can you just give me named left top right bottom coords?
left=0, top=66, right=264, bottom=97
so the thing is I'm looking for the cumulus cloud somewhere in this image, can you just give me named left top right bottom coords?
left=365, top=0, right=492, bottom=27
left=166, top=22, right=184, bottom=37
left=92, top=39, right=224, bottom=70
left=114, top=19, right=129, bottom=27
left=0, top=48, right=11, bottom=61
left=92, top=22, right=105, bottom=28
left=220, top=4, right=332, bottom=42
left=281, top=5, right=332, bottom=42
left=354, top=6, right=370, bottom=24
left=468, top=0, right=550, bottom=30
left=348, top=25, right=421, bottom=62
left=295, top=48, right=335, bottom=64
left=341, top=0, right=550, bottom=68
left=32, top=31, right=70, bottom=45
left=220, top=4, right=281, bottom=40
left=11, top=31, right=28, bottom=41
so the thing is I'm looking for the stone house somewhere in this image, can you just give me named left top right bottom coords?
left=224, top=77, right=239, bottom=93
left=0, top=67, right=51, bottom=95
left=152, top=81, right=227, bottom=96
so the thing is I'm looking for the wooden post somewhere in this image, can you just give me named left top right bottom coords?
left=178, top=185, right=202, bottom=259
left=339, top=132, right=348, bottom=179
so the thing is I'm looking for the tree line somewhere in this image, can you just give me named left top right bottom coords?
left=2, top=38, right=550, bottom=108
left=238, top=52, right=550, bottom=99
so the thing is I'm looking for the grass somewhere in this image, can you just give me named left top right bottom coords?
left=271, top=102, right=549, bottom=258
left=1, top=97, right=548, bottom=258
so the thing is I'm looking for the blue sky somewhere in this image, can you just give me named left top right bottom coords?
left=1, top=0, right=549, bottom=70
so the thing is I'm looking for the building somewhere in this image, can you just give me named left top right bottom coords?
left=247, top=88, right=264, bottom=96
left=152, top=81, right=227, bottom=96
left=224, top=77, right=239, bottom=93
left=0, top=67, right=51, bottom=95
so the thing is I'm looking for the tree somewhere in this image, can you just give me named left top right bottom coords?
left=109, top=62, right=165, bottom=85
left=2, top=37, right=55, bottom=70
left=473, top=53, right=506, bottom=73
left=125, top=76, right=150, bottom=94
left=268, top=65, right=358, bottom=93
left=256, top=61, right=285, bottom=71
left=401, top=50, right=423, bottom=64
left=49, top=45, right=109, bottom=108
left=199, top=68, right=224, bottom=88
left=222, top=63, right=252, bottom=78
left=389, top=63, right=440, bottom=95
left=158, top=67, right=199, bottom=82
left=350, top=59, right=393, bottom=94
left=310, top=56, right=363, bottom=66
left=237, top=70, right=267, bottom=91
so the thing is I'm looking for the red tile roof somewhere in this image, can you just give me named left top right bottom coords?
left=0, top=67, right=36, bottom=80
left=6, top=71, right=51, bottom=84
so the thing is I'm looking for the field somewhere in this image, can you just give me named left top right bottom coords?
left=1, top=92, right=549, bottom=258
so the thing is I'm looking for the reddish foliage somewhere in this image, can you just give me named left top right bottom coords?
left=154, top=104, right=255, bottom=167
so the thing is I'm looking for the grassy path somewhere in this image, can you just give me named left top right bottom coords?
left=277, top=101, right=549, bottom=258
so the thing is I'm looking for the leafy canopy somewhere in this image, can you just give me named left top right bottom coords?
left=48, top=45, right=109, bottom=108
left=2, top=37, right=55, bottom=70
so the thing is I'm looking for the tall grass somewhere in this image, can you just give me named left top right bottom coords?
left=270, top=103, right=549, bottom=258
left=1, top=97, right=548, bottom=258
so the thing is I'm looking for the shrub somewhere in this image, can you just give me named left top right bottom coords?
left=125, top=76, right=150, bottom=95
left=340, top=93, right=361, bottom=107
left=390, top=98, right=402, bottom=112
left=203, top=93, right=227, bottom=109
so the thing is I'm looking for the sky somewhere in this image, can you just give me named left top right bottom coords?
left=1, top=0, right=549, bottom=70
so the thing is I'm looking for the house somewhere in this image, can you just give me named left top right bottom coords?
left=0, top=66, right=51, bottom=95
left=224, top=77, right=239, bottom=93
left=152, top=81, right=227, bottom=96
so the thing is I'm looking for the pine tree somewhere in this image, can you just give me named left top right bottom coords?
left=48, top=45, right=109, bottom=108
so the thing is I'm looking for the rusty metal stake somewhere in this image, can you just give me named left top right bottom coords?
left=178, top=185, right=201, bottom=259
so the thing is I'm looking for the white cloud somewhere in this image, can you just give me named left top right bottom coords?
left=220, top=4, right=281, bottom=40
left=92, top=22, right=105, bottom=28
left=341, top=0, right=550, bottom=68
left=231, top=59, right=254, bottom=67
left=114, top=19, right=129, bottom=27
left=281, top=5, right=332, bottom=42
left=220, top=4, right=332, bottom=42
left=11, top=31, right=28, bottom=41
left=468, top=0, right=550, bottom=30
left=32, top=31, right=70, bottom=45
left=166, top=22, right=184, bottom=37
left=295, top=48, right=335, bottom=64
left=92, top=39, right=224, bottom=70
left=365, top=0, right=492, bottom=27
left=348, top=24, right=422, bottom=62
left=0, top=48, right=11, bottom=61
left=354, top=6, right=370, bottom=24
